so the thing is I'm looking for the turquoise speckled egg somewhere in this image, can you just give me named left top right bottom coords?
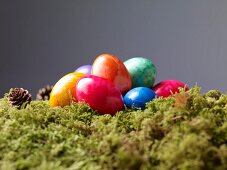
left=124, top=57, right=157, bottom=88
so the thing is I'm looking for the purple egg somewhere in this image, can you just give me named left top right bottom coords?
left=75, top=65, right=92, bottom=75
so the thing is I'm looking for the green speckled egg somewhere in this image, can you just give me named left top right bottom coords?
left=124, top=57, right=157, bottom=88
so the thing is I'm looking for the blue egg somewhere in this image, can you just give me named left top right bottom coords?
left=123, top=87, right=156, bottom=109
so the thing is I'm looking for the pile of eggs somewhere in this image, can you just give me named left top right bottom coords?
left=50, top=54, right=189, bottom=115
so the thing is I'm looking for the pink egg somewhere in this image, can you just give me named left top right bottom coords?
left=76, top=75, right=124, bottom=115
left=152, top=80, right=189, bottom=97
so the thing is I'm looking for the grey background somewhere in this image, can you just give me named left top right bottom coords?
left=1, top=0, right=227, bottom=98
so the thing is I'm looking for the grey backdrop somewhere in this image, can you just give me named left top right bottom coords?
left=1, top=0, right=227, bottom=98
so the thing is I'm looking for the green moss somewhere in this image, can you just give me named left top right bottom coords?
left=0, top=87, right=227, bottom=170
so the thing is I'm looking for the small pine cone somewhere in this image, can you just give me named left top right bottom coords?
left=9, top=88, right=32, bottom=109
left=36, top=85, right=53, bottom=100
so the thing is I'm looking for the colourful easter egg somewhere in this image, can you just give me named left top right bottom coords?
left=49, top=72, right=86, bottom=107
left=75, top=65, right=92, bottom=75
left=76, top=75, right=124, bottom=115
left=91, top=54, right=132, bottom=94
left=124, top=57, right=157, bottom=88
left=123, top=87, right=156, bottom=109
left=152, top=80, right=189, bottom=98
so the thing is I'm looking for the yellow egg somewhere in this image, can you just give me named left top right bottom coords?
left=49, top=72, right=86, bottom=107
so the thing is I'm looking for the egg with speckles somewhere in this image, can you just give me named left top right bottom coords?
left=123, top=87, right=156, bottom=109
left=124, top=57, right=157, bottom=88
left=152, top=79, right=189, bottom=97
left=49, top=72, right=86, bottom=107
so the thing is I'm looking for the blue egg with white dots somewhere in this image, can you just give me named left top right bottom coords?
left=123, top=87, right=157, bottom=109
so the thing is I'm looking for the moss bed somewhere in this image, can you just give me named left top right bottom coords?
left=0, top=87, right=227, bottom=170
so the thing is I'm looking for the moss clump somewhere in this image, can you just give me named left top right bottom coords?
left=0, top=87, right=227, bottom=170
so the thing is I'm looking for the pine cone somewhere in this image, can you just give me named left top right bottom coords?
left=36, top=85, right=53, bottom=100
left=9, top=88, right=32, bottom=109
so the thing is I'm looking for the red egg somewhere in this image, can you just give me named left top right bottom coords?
left=91, top=54, right=132, bottom=94
left=152, top=80, right=189, bottom=97
left=76, top=75, right=124, bottom=115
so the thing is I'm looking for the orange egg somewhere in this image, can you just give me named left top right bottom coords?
left=91, top=54, right=132, bottom=94
left=49, top=72, right=86, bottom=107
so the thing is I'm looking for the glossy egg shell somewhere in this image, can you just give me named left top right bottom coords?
left=152, top=79, right=189, bottom=97
left=91, top=54, right=132, bottom=94
left=75, top=64, right=92, bottom=75
left=124, top=57, right=157, bottom=88
left=50, top=72, right=86, bottom=107
left=76, top=75, right=124, bottom=115
left=123, top=87, right=156, bottom=109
